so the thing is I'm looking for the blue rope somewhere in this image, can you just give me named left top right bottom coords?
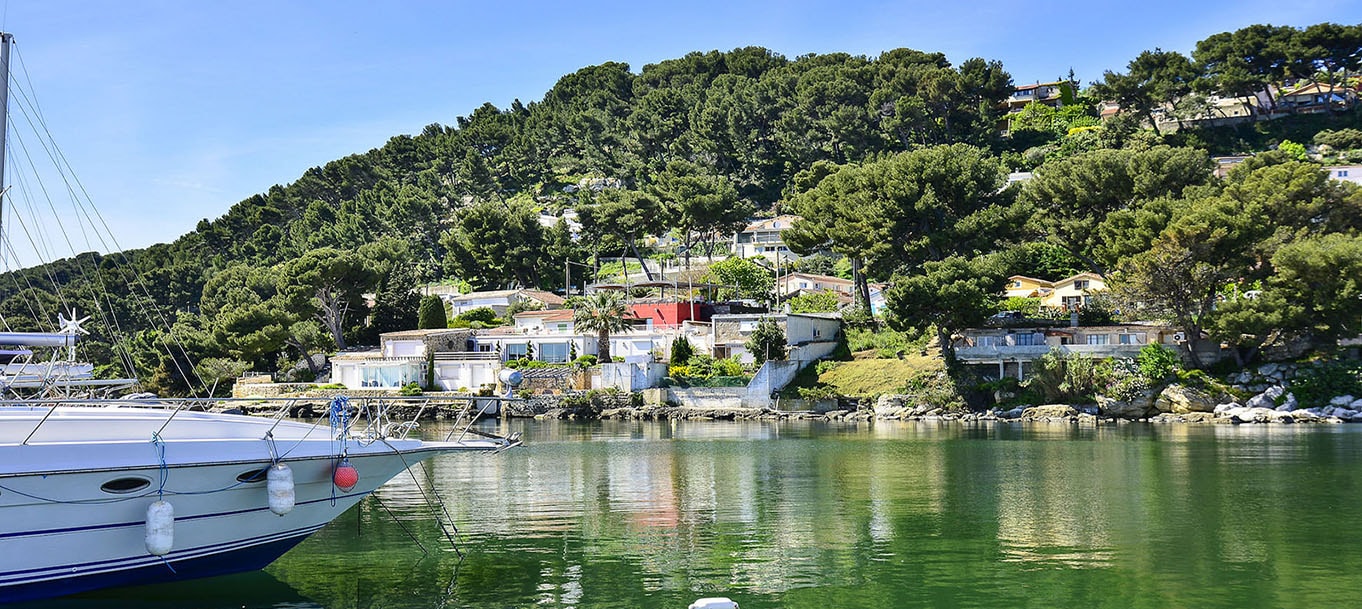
left=150, top=432, right=168, bottom=500
left=328, top=395, right=351, bottom=506
left=329, top=395, right=351, bottom=451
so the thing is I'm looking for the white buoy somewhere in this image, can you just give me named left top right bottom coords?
left=267, top=463, right=295, bottom=516
left=689, top=598, right=738, bottom=609
left=145, top=500, right=174, bottom=556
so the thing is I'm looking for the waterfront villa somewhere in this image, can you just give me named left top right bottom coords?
left=330, top=328, right=501, bottom=392
left=954, top=324, right=1180, bottom=379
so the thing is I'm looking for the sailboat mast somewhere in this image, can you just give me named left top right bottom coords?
left=0, top=32, right=11, bottom=265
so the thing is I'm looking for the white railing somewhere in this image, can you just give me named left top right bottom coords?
left=434, top=352, right=499, bottom=362
left=954, top=344, right=1146, bottom=361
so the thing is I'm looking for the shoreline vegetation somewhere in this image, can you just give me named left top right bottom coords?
left=4, top=22, right=1362, bottom=405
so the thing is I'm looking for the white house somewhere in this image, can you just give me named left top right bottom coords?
left=733, top=215, right=800, bottom=261
left=776, top=272, right=888, bottom=315
left=710, top=313, right=842, bottom=365
left=331, top=329, right=486, bottom=390
left=471, top=310, right=676, bottom=364
left=439, top=289, right=566, bottom=317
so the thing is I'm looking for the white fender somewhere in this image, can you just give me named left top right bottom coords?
left=145, top=500, right=174, bottom=556
left=267, top=463, right=295, bottom=516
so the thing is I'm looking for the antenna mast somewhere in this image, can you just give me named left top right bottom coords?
left=0, top=32, right=12, bottom=266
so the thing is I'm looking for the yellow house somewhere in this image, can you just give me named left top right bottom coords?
left=1003, top=273, right=1106, bottom=310
left=1004, top=275, right=1053, bottom=299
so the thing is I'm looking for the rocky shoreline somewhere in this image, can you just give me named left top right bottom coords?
left=528, top=400, right=1362, bottom=424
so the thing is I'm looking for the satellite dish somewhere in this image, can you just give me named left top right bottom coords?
left=498, top=368, right=523, bottom=388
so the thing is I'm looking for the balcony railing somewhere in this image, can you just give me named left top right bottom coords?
left=954, top=344, right=1147, bottom=361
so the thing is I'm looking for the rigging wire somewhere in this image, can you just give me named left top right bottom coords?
left=5, top=56, right=137, bottom=378
left=4, top=44, right=205, bottom=390
left=13, top=45, right=204, bottom=392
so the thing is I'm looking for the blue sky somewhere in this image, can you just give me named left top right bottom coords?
left=0, top=0, right=1358, bottom=266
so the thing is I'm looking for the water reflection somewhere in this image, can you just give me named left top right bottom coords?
left=269, top=420, right=1362, bottom=608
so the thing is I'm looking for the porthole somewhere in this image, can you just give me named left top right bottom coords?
left=236, top=467, right=271, bottom=483
left=100, top=477, right=151, bottom=494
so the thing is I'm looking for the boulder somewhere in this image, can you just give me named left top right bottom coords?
left=1001, top=406, right=1027, bottom=419
left=1180, top=411, right=1219, bottom=423
left=1245, top=386, right=1285, bottom=410
left=1290, top=409, right=1319, bottom=422
left=1154, top=385, right=1218, bottom=414
left=1280, top=393, right=1298, bottom=411
left=1097, top=390, right=1157, bottom=419
left=1229, top=407, right=1275, bottom=424
left=1213, top=401, right=1241, bottom=414
left=1258, top=363, right=1280, bottom=377
left=1331, top=395, right=1357, bottom=407
left=1021, top=405, right=1079, bottom=420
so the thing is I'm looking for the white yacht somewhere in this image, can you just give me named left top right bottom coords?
left=0, top=400, right=515, bottom=602
left=0, top=31, right=520, bottom=603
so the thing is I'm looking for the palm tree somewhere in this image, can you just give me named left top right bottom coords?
left=572, top=292, right=634, bottom=364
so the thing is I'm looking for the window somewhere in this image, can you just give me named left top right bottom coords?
left=1086, top=334, right=1110, bottom=345
left=555, top=323, right=569, bottom=332
left=976, top=336, right=1002, bottom=347
left=1340, top=170, right=1350, bottom=178
left=1073, top=280, right=1090, bottom=290
left=1011, top=280, right=1022, bottom=288
left=1013, top=333, right=1039, bottom=346
left=541, top=343, right=570, bottom=363
left=1062, top=296, right=1083, bottom=310
left=1118, top=333, right=1144, bottom=345
left=505, top=343, right=528, bottom=359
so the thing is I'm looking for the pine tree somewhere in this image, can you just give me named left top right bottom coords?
left=417, top=295, right=448, bottom=329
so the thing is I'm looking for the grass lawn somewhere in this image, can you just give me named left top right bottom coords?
left=784, top=348, right=944, bottom=398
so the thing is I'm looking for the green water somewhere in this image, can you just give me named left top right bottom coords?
left=51, top=420, right=1362, bottom=608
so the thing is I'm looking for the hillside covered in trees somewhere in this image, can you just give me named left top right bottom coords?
left=4, top=22, right=1361, bottom=395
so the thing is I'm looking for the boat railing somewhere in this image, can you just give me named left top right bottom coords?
left=3, top=395, right=504, bottom=446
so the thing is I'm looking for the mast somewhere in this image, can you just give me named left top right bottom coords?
left=0, top=32, right=11, bottom=266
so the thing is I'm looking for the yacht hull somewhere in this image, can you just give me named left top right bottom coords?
left=0, top=405, right=509, bottom=603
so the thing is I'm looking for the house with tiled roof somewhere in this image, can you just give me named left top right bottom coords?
left=437, top=288, right=566, bottom=317
left=733, top=215, right=800, bottom=261
left=1279, top=82, right=1357, bottom=114
left=1004, top=272, right=1106, bottom=311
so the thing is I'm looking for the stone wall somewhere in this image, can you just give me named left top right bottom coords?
left=666, top=387, right=747, bottom=409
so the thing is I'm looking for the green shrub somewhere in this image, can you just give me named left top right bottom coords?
left=845, top=327, right=930, bottom=358
left=744, top=318, right=787, bottom=365
left=670, top=336, right=694, bottom=366
left=797, top=385, right=841, bottom=401
left=1103, top=358, right=1151, bottom=401
left=994, top=296, right=1042, bottom=316
left=572, top=355, right=598, bottom=368
left=1027, top=350, right=1108, bottom=403
left=455, top=307, right=499, bottom=325
left=399, top=382, right=423, bottom=396
left=715, top=356, right=746, bottom=377
left=815, top=360, right=842, bottom=375
left=1136, top=343, right=1182, bottom=382
left=1291, top=361, right=1362, bottom=409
